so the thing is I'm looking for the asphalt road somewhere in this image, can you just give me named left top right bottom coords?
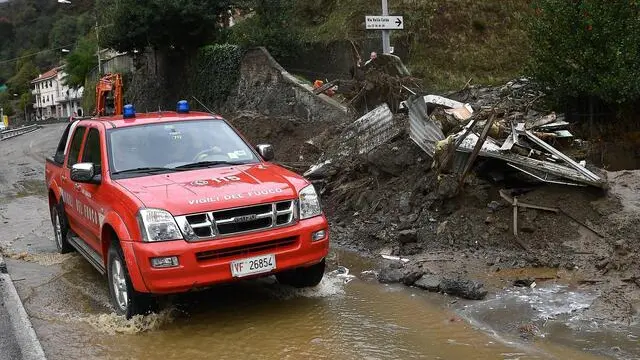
left=0, top=123, right=67, bottom=360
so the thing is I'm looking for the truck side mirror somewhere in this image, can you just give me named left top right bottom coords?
left=71, top=163, right=101, bottom=184
left=256, top=144, right=274, bottom=162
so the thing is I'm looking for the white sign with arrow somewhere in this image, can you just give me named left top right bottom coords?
left=365, top=15, right=404, bottom=30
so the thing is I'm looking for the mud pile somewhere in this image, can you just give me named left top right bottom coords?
left=226, top=80, right=640, bottom=320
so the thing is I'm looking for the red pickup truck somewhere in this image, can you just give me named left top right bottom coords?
left=45, top=101, right=329, bottom=318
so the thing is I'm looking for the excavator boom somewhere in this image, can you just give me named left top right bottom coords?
left=95, top=73, right=123, bottom=116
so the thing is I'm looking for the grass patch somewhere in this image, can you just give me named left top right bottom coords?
left=294, top=0, right=532, bottom=91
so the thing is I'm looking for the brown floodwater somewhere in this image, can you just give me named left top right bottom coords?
left=9, top=249, right=625, bottom=360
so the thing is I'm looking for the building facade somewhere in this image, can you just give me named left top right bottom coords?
left=31, top=67, right=84, bottom=120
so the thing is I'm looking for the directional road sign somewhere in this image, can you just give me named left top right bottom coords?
left=365, top=15, right=404, bottom=30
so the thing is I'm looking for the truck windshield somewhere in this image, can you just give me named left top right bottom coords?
left=108, top=119, right=259, bottom=177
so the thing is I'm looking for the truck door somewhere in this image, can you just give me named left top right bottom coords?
left=75, top=127, right=105, bottom=253
left=61, top=125, right=87, bottom=236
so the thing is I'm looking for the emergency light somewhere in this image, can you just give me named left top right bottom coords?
left=123, top=104, right=136, bottom=118
left=177, top=100, right=189, bottom=113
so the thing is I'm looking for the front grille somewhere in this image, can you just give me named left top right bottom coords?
left=195, top=236, right=298, bottom=261
left=176, top=200, right=296, bottom=240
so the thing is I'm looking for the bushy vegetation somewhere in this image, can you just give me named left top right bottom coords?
left=186, top=44, right=244, bottom=107
left=228, top=0, right=305, bottom=62
left=98, top=0, right=237, bottom=53
left=527, top=0, right=640, bottom=106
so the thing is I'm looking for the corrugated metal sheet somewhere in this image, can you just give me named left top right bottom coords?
left=407, top=95, right=445, bottom=157
left=455, top=132, right=605, bottom=187
left=353, top=103, right=400, bottom=154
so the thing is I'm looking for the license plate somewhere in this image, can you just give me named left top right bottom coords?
left=230, top=254, right=276, bottom=277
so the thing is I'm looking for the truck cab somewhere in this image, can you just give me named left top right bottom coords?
left=45, top=101, right=329, bottom=318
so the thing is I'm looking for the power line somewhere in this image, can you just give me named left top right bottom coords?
left=0, top=43, right=76, bottom=66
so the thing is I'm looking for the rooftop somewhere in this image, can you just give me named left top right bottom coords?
left=31, top=66, right=64, bottom=83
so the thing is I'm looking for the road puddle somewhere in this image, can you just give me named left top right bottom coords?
left=8, top=250, right=635, bottom=360
left=461, top=284, right=640, bottom=359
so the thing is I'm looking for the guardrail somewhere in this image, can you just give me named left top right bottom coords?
left=0, top=125, right=41, bottom=141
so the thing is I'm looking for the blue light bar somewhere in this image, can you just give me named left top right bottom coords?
left=177, top=100, right=189, bottom=113
left=123, top=104, right=135, bottom=118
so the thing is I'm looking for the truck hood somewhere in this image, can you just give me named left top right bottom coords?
left=115, top=164, right=306, bottom=215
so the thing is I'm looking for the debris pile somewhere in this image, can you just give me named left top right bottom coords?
left=306, top=78, right=605, bottom=195
left=406, top=79, right=605, bottom=189
left=296, top=79, right=619, bottom=300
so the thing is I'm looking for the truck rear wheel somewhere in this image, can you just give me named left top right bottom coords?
left=276, top=259, right=325, bottom=288
left=107, top=242, right=156, bottom=319
left=51, top=204, right=74, bottom=254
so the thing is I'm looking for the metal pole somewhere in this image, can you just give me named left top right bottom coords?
left=95, top=17, right=102, bottom=76
left=381, top=0, right=391, bottom=54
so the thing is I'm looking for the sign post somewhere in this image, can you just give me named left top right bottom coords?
left=365, top=1, right=404, bottom=54
left=381, top=0, right=390, bottom=54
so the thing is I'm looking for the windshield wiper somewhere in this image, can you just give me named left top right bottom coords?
left=111, top=167, right=177, bottom=175
left=173, top=160, right=245, bottom=170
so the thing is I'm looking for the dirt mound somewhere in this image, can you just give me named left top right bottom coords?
left=226, top=111, right=331, bottom=166
left=225, top=100, right=640, bottom=320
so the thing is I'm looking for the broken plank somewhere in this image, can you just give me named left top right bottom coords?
left=499, top=189, right=560, bottom=213
left=521, top=130, right=601, bottom=182
left=506, top=163, right=586, bottom=187
left=460, top=112, right=496, bottom=185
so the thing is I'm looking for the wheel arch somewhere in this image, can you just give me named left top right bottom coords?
left=101, top=212, right=149, bottom=293
left=48, top=184, right=61, bottom=210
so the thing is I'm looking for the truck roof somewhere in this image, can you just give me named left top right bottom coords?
left=87, top=111, right=223, bottom=128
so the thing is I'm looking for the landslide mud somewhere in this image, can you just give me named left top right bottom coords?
left=228, top=110, right=640, bottom=357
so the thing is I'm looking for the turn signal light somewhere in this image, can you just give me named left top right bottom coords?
left=150, top=256, right=179, bottom=268
left=312, top=229, right=327, bottom=242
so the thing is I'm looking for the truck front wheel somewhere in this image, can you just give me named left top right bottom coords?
left=276, top=259, right=325, bottom=288
left=107, top=242, right=156, bottom=319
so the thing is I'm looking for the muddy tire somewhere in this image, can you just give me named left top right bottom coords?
left=276, top=259, right=325, bottom=288
left=51, top=203, right=74, bottom=254
left=107, top=241, right=156, bottom=319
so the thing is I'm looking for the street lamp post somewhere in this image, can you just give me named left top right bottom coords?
left=57, top=0, right=102, bottom=76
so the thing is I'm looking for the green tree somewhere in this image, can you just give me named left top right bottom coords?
left=50, top=15, right=80, bottom=49
left=100, top=0, right=235, bottom=53
left=64, top=36, right=98, bottom=88
left=527, top=0, right=640, bottom=105
left=7, top=59, right=39, bottom=95
left=229, top=0, right=304, bottom=61
left=19, top=92, right=33, bottom=112
left=0, top=93, right=16, bottom=117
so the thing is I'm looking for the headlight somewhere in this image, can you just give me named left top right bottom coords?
left=137, top=209, right=183, bottom=242
left=299, top=185, right=322, bottom=219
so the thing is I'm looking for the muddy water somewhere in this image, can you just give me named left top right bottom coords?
left=8, top=250, right=616, bottom=360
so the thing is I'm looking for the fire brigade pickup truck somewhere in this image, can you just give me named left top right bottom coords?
left=45, top=101, right=329, bottom=318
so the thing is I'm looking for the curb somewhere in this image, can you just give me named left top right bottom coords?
left=0, top=265, right=47, bottom=360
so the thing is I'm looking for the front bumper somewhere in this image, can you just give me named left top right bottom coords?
left=127, top=216, right=329, bottom=294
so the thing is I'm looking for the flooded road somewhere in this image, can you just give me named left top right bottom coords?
left=6, top=252, right=608, bottom=360
left=0, top=124, right=636, bottom=360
